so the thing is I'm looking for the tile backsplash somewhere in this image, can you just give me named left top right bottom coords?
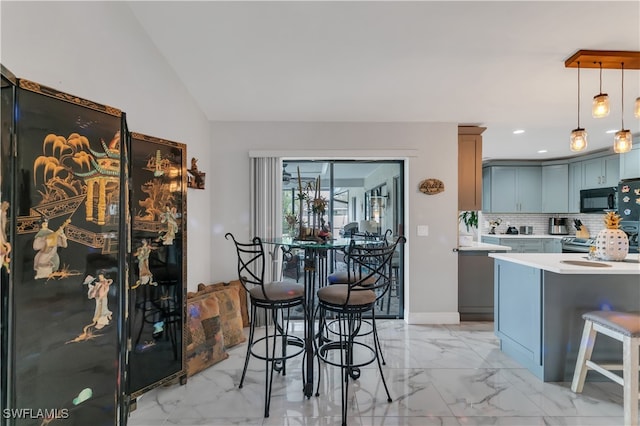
left=479, top=212, right=607, bottom=237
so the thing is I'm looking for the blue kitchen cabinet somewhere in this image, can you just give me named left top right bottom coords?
left=568, top=161, right=582, bottom=213
left=482, top=166, right=491, bottom=212
left=494, top=261, right=542, bottom=367
left=481, top=236, right=561, bottom=253
left=542, top=238, right=561, bottom=253
left=542, top=164, right=568, bottom=213
left=485, top=166, right=541, bottom=213
left=620, top=145, right=640, bottom=180
left=582, top=155, right=619, bottom=188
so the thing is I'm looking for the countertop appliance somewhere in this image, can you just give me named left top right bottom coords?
left=580, top=187, right=617, bottom=213
left=505, top=226, right=519, bottom=234
left=618, top=179, right=640, bottom=221
left=519, top=226, right=533, bottom=235
left=548, top=217, right=569, bottom=235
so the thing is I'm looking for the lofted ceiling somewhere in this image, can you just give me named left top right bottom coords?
left=126, top=1, right=640, bottom=161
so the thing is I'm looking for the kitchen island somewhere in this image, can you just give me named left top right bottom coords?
left=488, top=252, right=640, bottom=382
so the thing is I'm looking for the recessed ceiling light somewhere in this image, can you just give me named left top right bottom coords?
left=605, top=129, right=617, bottom=134
left=513, top=129, right=525, bottom=134
left=537, top=149, right=548, bottom=154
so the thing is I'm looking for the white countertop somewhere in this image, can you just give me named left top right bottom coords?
left=488, top=252, right=640, bottom=274
left=458, top=242, right=512, bottom=251
left=481, top=234, right=566, bottom=239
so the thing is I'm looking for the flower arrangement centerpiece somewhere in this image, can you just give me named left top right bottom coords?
left=285, top=213, right=298, bottom=236
left=295, top=167, right=327, bottom=241
left=594, top=211, right=629, bottom=261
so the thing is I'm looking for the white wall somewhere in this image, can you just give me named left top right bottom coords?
left=1, top=1, right=212, bottom=289
left=2, top=2, right=461, bottom=322
left=210, top=122, right=460, bottom=323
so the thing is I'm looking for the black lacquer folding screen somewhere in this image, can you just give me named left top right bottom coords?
left=1, top=68, right=128, bottom=426
left=127, top=132, right=187, bottom=398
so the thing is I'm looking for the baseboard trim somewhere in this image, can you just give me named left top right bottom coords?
left=404, top=311, right=460, bottom=325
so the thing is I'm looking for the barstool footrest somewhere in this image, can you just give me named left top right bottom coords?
left=249, top=334, right=305, bottom=362
left=316, top=340, right=376, bottom=370
left=585, top=361, right=624, bottom=386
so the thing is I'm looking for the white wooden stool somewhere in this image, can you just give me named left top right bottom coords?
left=571, top=311, right=640, bottom=426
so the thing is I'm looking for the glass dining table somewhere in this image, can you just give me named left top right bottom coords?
left=260, top=236, right=353, bottom=398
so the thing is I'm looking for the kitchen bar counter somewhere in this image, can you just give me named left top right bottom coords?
left=489, top=252, right=640, bottom=274
left=481, top=233, right=565, bottom=239
left=457, top=241, right=512, bottom=251
left=489, top=253, right=639, bottom=382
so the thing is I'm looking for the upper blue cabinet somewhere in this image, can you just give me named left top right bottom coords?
left=620, top=145, right=640, bottom=180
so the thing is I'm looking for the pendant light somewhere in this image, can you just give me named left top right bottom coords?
left=592, top=62, right=610, bottom=118
left=570, top=61, right=588, bottom=152
left=614, top=62, right=632, bottom=154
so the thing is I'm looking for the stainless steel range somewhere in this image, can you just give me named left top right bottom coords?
left=561, top=221, right=639, bottom=254
left=620, top=221, right=639, bottom=254
left=561, top=236, right=596, bottom=253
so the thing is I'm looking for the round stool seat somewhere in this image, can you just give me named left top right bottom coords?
left=248, top=281, right=304, bottom=302
left=327, top=271, right=376, bottom=286
left=317, top=284, right=375, bottom=306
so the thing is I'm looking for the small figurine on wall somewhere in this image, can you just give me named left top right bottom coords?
left=132, top=238, right=157, bottom=289
left=33, top=217, right=69, bottom=279
left=187, top=157, right=206, bottom=189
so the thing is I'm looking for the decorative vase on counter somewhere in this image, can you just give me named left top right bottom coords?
left=594, top=212, right=629, bottom=261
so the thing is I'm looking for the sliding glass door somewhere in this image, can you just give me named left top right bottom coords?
left=282, top=160, right=404, bottom=319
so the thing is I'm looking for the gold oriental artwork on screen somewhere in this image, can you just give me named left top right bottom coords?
left=133, top=146, right=182, bottom=246
left=0, top=200, right=11, bottom=272
left=20, top=130, right=123, bottom=279
left=16, top=129, right=123, bottom=345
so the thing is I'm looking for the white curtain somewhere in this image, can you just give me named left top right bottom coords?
left=250, top=156, right=283, bottom=283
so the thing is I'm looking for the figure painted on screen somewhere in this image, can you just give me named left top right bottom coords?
left=0, top=201, right=11, bottom=273
left=132, top=238, right=157, bottom=289
left=33, top=218, right=69, bottom=279
left=85, top=273, right=113, bottom=329
left=158, top=205, right=178, bottom=245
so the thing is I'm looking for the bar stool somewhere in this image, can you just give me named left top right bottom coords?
left=571, top=311, right=640, bottom=426
left=315, top=236, right=406, bottom=426
left=324, top=233, right=394, bottom=364
left=225, top=233, right=306, bottom=418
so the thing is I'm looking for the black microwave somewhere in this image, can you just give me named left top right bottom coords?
left=580, top=187, right=617, bottom=213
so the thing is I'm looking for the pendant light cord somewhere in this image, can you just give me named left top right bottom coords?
left=598, top=62, right=603, bottom=93
left=577, top=62, right=581, bottom=128
left=621, top=62, right=625, bottom=129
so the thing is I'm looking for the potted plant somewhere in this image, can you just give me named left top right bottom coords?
left=458, top=211, right=478, bottom=246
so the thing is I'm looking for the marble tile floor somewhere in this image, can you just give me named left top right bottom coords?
left=127, top=320, right=627, bottom=426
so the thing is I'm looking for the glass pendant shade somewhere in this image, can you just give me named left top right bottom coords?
left=613, top=130, right=632, bottom=153
left=570, top=128, right=588, bottom=152
left=592, top=93, right=610, bottom=118
left=635, top=97, right=640, bottom=118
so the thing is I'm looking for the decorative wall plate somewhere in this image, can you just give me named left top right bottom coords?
left=419, top=178, right=445, bottom=195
